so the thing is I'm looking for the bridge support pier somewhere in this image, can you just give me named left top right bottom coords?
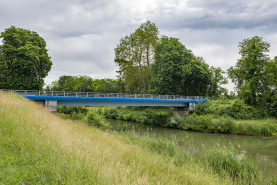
left=35, top=100, right=57, bottom=112
left=171, top=103, right=196, bottom=116
left=170, top=107, right=189, bottom=116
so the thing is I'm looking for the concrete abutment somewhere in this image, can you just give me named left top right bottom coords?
left=35, top=100, right=57, bottom=112
left=171, top=103, right=196, bottom=116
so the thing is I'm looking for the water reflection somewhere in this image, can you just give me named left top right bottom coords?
left=108, top=119, right=277, bottom=177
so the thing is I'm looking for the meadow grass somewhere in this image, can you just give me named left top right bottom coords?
left=0, top=92, right=231, bottom=185
left=234, top=119, right=277, bottom=125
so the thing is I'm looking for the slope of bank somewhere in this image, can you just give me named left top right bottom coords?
left=80, top=102, right=277, bottom=137
left=1, top=92, right=230, bottom=185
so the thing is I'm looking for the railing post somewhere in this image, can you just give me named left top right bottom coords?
left=126, top=94, right=127, bottom=98
left=117, top=93, right=118, bottom=98
left=52, top=91, right=53, bottom=96
left=87, top=92, right=88, bottom=97
left=159, top=95, right=160, bottom=99
left=38, top=91, right=40, bottom=96
left=25, top=90, right=27, bottom=95
left=135, top=94, right=137, bottom=98
left=76, top=92, right=78, bottom=97
left=64, top=92, right=65, bottom=96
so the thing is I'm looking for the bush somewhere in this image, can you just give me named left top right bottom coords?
left=194, top=99, right=268, bottom=120
left=83, top=110, right=110, bottom=128
left=122, top=112, right=132, bottom=121
left=57, top=106, right=88, bottom=115
left=104, top=108, right=118, bottom=119
left=142, top=109, right=170, bottom=126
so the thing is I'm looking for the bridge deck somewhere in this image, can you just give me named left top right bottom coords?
left=23, top=96, right=205, bottom=107
left=2, top=90, right=207, bottom=107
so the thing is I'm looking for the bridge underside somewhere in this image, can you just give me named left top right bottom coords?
left=58, top=101, right=188, bottom=107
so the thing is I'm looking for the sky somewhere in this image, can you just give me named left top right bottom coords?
left=1, top=0, right=277, bottom=92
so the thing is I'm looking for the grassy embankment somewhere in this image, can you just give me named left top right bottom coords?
left=64, top=99, right=277, bottom=137
left=2, top=92, right=277, bottom=184
left=0, top=92, right=235, bottom=184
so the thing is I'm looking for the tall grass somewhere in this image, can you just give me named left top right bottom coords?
left=169, top=114, right=277, bottom=137
left=120, top=131, right=276, bottom=184
left=1, top=92, right=231, bottom=184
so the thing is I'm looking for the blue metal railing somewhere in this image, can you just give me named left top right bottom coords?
left=1, top=89, right=211, bottom=100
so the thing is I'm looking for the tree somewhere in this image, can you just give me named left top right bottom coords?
left=149, top=36, right=191, bottom=95
left=45, top=76, right=122, bottom=93
left=208, top=66, right=228, bottom=97
left=183, top=56, right=211, bottom=96
left=45, top=75, right=94, bottom=92
left=114, top=21, right=159, bottom=93
left=0, top=26, right=52, bottom=90
left=91, top=78, right=122, bottom=93
left=227, top=36, right=270, bottom=105
left=264, top=57, right=277, bottom=116
left=150, top=36, right=219, bottom=96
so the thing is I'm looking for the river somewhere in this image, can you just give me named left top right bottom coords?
left=108, top=119, right=277, bottom=178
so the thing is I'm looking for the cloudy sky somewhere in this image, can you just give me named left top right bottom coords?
left=1, top=0, right=277, bottom=91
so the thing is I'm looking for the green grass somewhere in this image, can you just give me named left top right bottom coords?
left=1, top=92, right=233, bottom=185
left=235, top=118, right=277, bottom=125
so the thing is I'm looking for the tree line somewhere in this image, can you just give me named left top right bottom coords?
left=45, top=76, right=122, bottom=93
left=0, top=23, right=276, bottom=111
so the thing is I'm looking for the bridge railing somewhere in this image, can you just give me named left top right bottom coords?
left=2, top=90, right=212, bottom=100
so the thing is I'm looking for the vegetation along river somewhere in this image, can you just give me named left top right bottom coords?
left=108, top=119, right=277, bottom=178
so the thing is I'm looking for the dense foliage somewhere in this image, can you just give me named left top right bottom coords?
left=149, top=36, right=192, bottom=95
left=228, top=36, right=277, bottom=110
left=114, top=21, right=159, bottom=93
left=0, top=26, right=52, bottom=90
left=115, top=23, right=227, bottom=96
left=46, top=75, right=122, bottom=93
left=57, top=106, right=110, bottom=128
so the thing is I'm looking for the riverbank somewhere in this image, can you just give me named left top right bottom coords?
left=1, top=92, right=276, bottom=184
left=81, top=105, right=277, bottom=137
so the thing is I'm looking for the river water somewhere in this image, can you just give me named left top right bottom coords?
left=108, top=119, right=277, bottom=178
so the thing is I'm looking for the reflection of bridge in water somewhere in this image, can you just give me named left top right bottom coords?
left=7, top=90, right=207, bottom=113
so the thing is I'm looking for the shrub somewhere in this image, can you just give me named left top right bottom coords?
left=142, top=109, right=170, bottom=126
left=83, top=110, right=110, bottom=128
left=194, top=99, right=268, bottom=120
left=167, top=115, right=184, bottom=128
left=57, top=106, right=88, bottom=115
left=104, top=108, right=118, bottom=119
left=122, top=112, right=132, bottom=121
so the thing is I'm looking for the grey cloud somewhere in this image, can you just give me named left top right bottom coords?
left=1, top=0, right=277, bottom=92
left=151, top=0, right=277, bottom=30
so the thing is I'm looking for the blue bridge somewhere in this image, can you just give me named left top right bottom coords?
left=7, top=90, right=207, bottom=113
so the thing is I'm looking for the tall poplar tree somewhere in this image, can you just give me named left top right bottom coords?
left=114, top=21, right=159, bottom=93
